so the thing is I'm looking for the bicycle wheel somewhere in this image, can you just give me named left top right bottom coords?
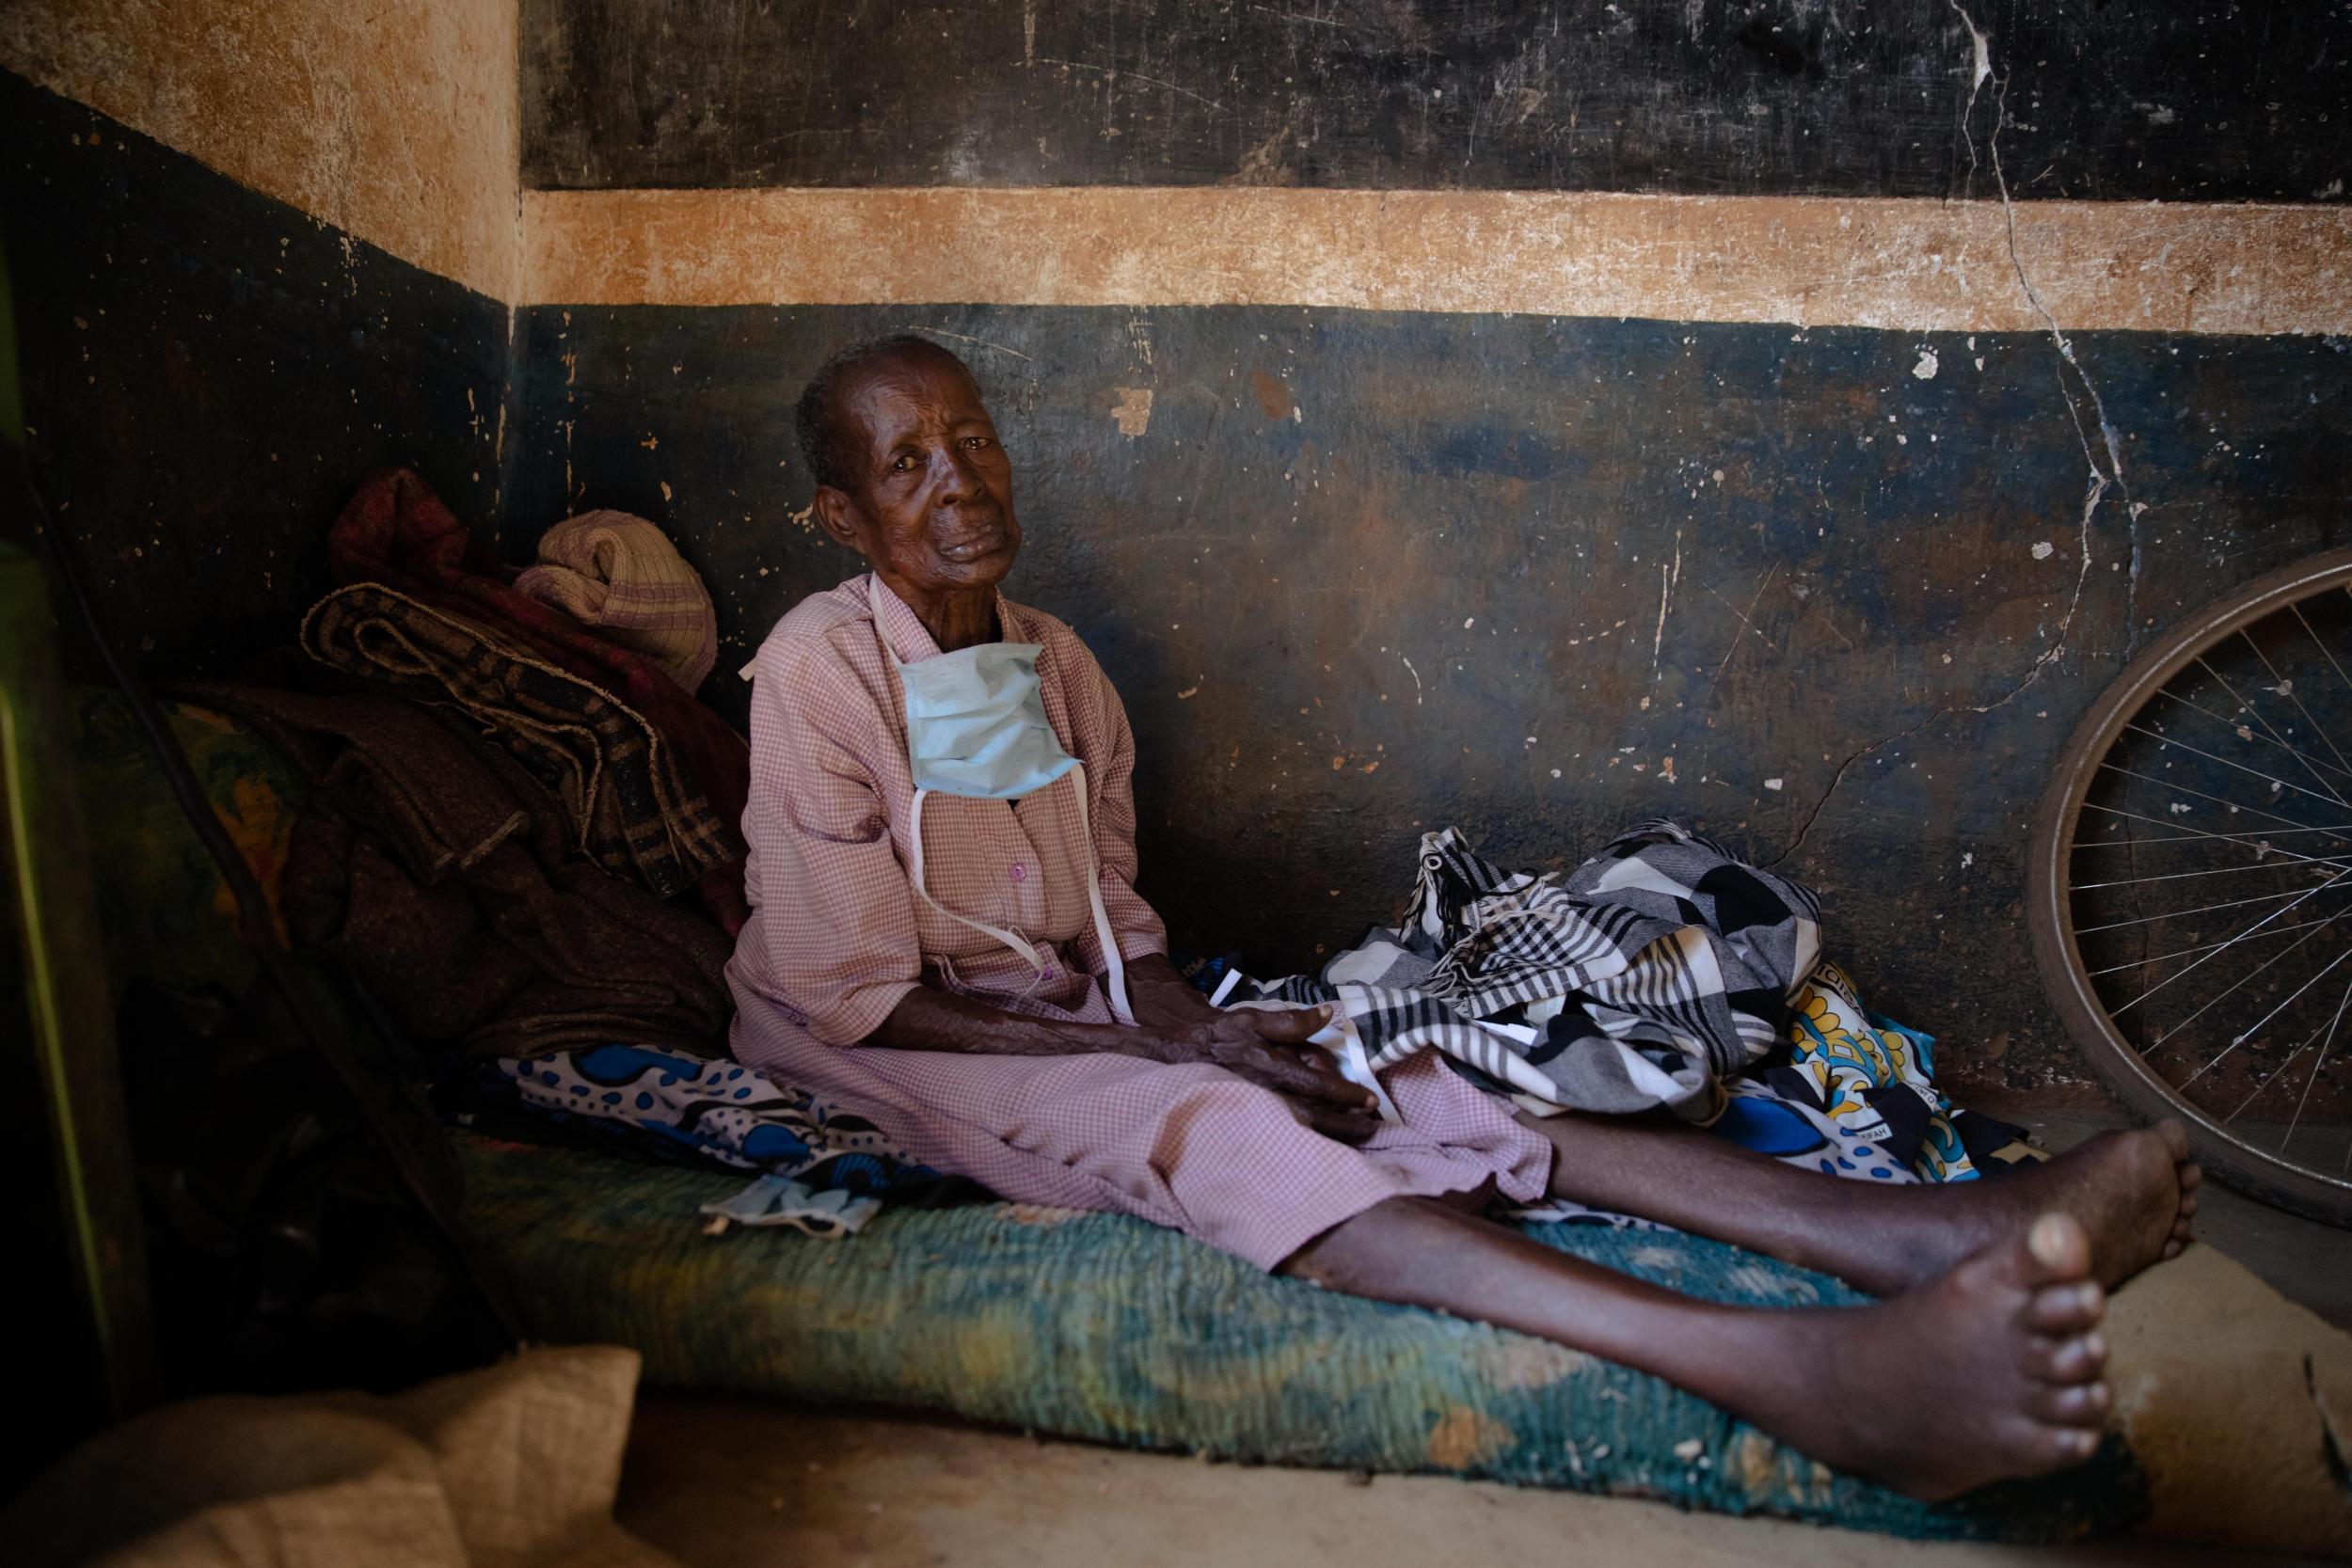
left=2030, top=546, right=2352, bottom=1227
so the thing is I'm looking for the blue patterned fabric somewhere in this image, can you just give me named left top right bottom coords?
left=487, top=1043, right=943, bottom=1234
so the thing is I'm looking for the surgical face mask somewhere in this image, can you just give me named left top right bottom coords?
left=895, top=634, right=1080, bottom=800
left=868, top=575, right=1136, bottom=1025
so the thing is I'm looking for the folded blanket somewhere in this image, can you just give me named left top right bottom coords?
left=516, top=510, right=719, bottom=693
left=327, top=468, right=749, bottom=927
left=302, top=584, right=735, bottom=902
left=1245, top=821, right=1821, bottom=1121
left=184, top=683, right=734, bottom=1060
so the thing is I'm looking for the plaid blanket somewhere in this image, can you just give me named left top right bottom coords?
left=1242, top=821, right=1822, bottom=1121
left=302, top=583, right=739, bottom=900
left=182, top=682, right=735, bottom=1060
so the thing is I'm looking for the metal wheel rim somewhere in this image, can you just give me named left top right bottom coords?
left=2029, top=546, right=2352, bottom=1225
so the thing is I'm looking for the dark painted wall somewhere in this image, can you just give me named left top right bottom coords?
left=13, top=14, right=2344, bottom=1104
left=504, top=303, right=2352, bottom=1094
left=522, top=0, right=2352, bottom=201
left=0, top=71, right=509, bottom=677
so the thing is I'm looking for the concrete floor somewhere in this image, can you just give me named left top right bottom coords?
left=616, top=1103, right=2352, bottom=1568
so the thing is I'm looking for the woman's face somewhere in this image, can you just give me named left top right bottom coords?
left=816, top=350, right=1021, bottom=601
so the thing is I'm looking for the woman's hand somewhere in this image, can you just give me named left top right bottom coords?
left=1118, top=956, right=1377, bottom=1141
left=1123, top=951, right=1235, bottom=1031
left=872, top=957, right=1381, bottom=1142
left=1143, top=1002, right=1381, bottom=1144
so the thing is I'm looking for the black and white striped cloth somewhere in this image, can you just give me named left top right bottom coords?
left=1240, top=821, right=1822, bottom=1121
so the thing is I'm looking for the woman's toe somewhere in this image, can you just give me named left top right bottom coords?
left=2022, top=1280, right=2105, bottom=1335
left=2025, top=1422, right=2103, bottom=1467
left=2026, top=1330, right=2107, bottom=1384
left=2155, top=1121, right=2191, bottom=1162
left=2179, top=1160, right=2203, bottom=1191
left=2030, top=1380, right=2111, bottom=1424
left=2023, top=1212, right=2093, bottom=1283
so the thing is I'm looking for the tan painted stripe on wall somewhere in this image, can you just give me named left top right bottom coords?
left=527, top=186, right=2352, bottom=334
left=3, top=0, right=520, bottom=301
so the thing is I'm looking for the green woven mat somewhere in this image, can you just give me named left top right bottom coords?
left=458, top=1133, right=2146, bottom=1542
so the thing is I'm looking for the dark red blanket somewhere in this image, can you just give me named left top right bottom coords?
left=329, top=468, right=750, bottom=931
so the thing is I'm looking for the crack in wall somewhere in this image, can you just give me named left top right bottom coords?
left=1978, top=28, right=2139, bottom=661
left=1764, top=706, right=1949, bottom=869
left=1768, top=468, right=2107, bottom=867
left=1775, top=8, right=2149, bottom=868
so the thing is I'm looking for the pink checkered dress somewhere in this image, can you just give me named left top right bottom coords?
left=725, top=574, right=1551, bottom=1269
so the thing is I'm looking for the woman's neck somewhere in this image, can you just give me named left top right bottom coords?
left=901, top=579, right=1000, bottom=653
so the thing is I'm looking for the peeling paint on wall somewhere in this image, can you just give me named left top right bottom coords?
left=1110, top=387, right=1152, bottom=437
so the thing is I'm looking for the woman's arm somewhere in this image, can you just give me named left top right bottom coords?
left=865, top=978, right=1378, bottom=1142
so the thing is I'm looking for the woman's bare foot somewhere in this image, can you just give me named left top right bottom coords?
left=1761, top=1212, right=2115, bottom=1500
left=1883, top=1122, right=2200, bottom=1295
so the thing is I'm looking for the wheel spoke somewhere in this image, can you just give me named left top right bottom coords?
left=2074, top=801, right=2352, bottom=858
left=2140, top=909, right=2350, bottom=1065
left=2148, top=679, right=2352, bottom=792
left=2269, top=974, right=2352, bottom=1156
left=2219, top=975, right=2352, bottom=1127
left=2179, top=943, right=2352, bottom=1090
left=2097, top=765, right=2352, bottom=849
left=2289, top=598, right=2352, bottom=755
left=2074, top=880, right=2352, bottom=935
left=2086, top=916, right=2344, bottom=977
left=2076, top=861, right=2349, bottom=890
left=2109, top=866, right=2352, bottom=1018
left=2194, top=653, right=2352, bottom=809
left=2122, top=721, right=2352, bottom=815
left=2237, top=627, right=2352, bottom=790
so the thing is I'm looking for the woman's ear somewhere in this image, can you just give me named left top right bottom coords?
left=812, top=485, right=864, bottom=552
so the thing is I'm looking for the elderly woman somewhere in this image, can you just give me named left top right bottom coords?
left=728, top=335, right=2200, bottom=1500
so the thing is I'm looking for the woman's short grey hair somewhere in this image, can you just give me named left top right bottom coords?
left=793, top=333, right=970, bottom=492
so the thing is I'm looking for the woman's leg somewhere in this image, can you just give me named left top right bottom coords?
left=1281, top=1195, right=2114, bottom=1501
left=1520, top=1110, right=2200, bottom=1295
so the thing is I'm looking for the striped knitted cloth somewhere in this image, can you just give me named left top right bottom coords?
left=516, top=510, right=719, bottom=692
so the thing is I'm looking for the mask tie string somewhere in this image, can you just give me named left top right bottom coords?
left=1068, top=763, right=1137, bottom=1026
left=907, top=788, right=1049, bottom=976
left=877, top=574, right=1134, bottom=1026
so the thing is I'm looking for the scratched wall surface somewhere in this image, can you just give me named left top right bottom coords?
left=521, top=0, right=2352, bottom=201
left=1, top=72, right=508, bottom=676
left=10, top=0, right=2347, bottom=1106
left=504, top=303, right=2352, bottom=1095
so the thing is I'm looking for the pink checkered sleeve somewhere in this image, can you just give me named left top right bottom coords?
left=744, top=633, right=924, bottom=1046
